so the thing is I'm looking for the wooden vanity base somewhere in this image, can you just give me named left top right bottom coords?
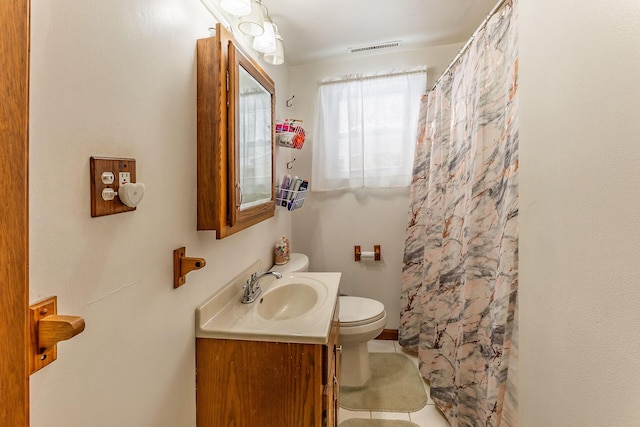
left=196, top=321, right=339, bottom=426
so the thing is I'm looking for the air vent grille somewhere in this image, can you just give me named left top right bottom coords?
left=349, top=40, right=402, bottom=54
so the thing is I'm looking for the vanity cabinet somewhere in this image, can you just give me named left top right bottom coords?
left=196, top=310, right=340, bottom=426
left=324, top=314, right=341, bottom=427
left=196, top=23, right=276, bottom=238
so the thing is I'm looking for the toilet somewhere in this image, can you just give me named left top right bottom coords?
left=338, top=295, right=386, bottom=387
left=271, top=253, right=387, bottom=388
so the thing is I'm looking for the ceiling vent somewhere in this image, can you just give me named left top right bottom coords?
left=348, top=40, right=402, bottom=54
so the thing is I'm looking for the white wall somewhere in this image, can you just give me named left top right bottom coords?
left=519, top=1, right=640, bottom=425
left=29, top=1, right=640, bottom=425
left=28, top=1, right=291, bottom=425
left=286, top=45, right=462, bottom=329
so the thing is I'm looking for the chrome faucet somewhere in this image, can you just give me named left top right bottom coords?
left=240, top=270, right=282, bottom=304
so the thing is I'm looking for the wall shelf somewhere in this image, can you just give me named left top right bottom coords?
left=276, top=120, right=306, bottom=149
left=276, top=186, right=308, bottom=211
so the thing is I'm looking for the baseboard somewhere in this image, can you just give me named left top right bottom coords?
left=375, top=329, right=398, bottom=341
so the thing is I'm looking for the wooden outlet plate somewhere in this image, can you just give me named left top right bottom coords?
left=90, top=156, right=137, bottom=217
left=29, top=296, right=57, bottom=374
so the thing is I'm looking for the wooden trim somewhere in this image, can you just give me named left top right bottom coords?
left=227, top=40, right=239, bottom=227
left=375, top=329, right=399, bottom=341
left=196, top=32, right=227, bottom=232
left=0, top=0, right=30, bottom=424
left=226, top=39, right=276, bottom=231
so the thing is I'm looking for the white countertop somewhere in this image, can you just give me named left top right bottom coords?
left=195, top=260, right=340, bottom=345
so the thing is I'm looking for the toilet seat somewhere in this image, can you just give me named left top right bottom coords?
left=339, top=296, right=385, bottom=327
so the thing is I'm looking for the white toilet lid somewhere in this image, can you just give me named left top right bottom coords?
left=339, top=296, right=385, bottom=326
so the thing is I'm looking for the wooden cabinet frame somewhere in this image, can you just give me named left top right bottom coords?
left=196, top=24, right=275, bottom=238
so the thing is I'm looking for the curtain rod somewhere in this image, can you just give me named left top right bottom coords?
left=430, top=0, right=511, bottom=91
left=319, top=67, right=427, bottom=86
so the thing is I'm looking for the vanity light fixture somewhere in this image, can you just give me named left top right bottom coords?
left=220, top=0, right=251, bottom=16
left=252, top=14, right=276, bottom=53
left=263, top=33, right=284, bottom=65
left=219, top=0, right=284, bottom=64
left=237, top=0, right=264, bottom=36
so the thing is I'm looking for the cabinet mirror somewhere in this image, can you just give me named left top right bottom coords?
left=228, top=40, right=275, bottom=226
left=197, top=24, right=275, bottom=238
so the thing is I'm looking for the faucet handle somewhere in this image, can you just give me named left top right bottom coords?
left=243, top=275, right=256, bottom=292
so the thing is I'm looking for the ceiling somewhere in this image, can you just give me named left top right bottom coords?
left=260, top=0, right=499, bottom=66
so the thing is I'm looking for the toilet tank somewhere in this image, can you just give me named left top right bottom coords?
left=270, top=253, right=309, bottom=273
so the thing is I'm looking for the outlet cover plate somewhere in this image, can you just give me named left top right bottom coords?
left=90, top=157, right=137, bottom=217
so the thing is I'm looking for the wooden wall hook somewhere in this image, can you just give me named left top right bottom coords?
left=29, top=296, right=86, bottom=374
left=39, top=315, right=85, bottom=350
left=174, top=247, right=207, bottom=288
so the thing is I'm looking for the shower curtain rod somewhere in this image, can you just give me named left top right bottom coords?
left=319, top=66, right=427, bottom=86
left=430, top=0, right=510, bottom=91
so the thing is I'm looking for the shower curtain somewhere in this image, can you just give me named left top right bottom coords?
left=399, top=1, right=518, bottom=426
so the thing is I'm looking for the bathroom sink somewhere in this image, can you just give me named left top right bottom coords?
left=257, top=283, right=319, bottom=321
left=195, top=261, right=341, bottom=344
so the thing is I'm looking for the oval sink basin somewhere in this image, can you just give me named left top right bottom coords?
left=257, top=283, right=318, bottom=321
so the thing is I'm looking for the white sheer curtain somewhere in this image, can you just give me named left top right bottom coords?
left=312, top=67, right=426, bottom=191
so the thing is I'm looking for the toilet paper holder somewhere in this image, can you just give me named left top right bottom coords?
left=354, top=245, right=381, bottom=262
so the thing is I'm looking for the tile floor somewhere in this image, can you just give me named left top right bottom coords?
left=338, top=340, right=449, bottom=427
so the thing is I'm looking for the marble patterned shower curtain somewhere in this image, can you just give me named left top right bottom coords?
left=399, top=2, right=518, bottom=426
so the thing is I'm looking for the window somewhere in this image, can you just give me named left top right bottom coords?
left=312, top=67, right=426, bottom=190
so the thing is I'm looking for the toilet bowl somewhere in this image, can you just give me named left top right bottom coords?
left=271, top=253, right=387, bottom=388
left=338, top=296, right=386, bottom=387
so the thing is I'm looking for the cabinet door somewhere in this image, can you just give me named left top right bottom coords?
left=323, top=315, right=340, bottom=426
left=227, top=39, right=276, bottom=230
left=197, top=338, right=323, bottom=426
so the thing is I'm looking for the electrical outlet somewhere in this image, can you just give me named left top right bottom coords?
left=101, top=171, right=115, bottom=185
left=90, top=157, right=137, bottom=217
left=119, top=171, right=131, bottom=186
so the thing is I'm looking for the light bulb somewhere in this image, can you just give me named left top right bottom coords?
left=238, top=1, right=264, bottom=36
left=252, top=16, right=276, bottom=53
left=264, top=35, right=284, bottom=65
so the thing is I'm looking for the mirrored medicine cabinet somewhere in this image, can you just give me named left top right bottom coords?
left=196, top=23, right=276, bottom=238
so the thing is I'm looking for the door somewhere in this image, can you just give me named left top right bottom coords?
left=0, top=0, right=30, bottom=425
